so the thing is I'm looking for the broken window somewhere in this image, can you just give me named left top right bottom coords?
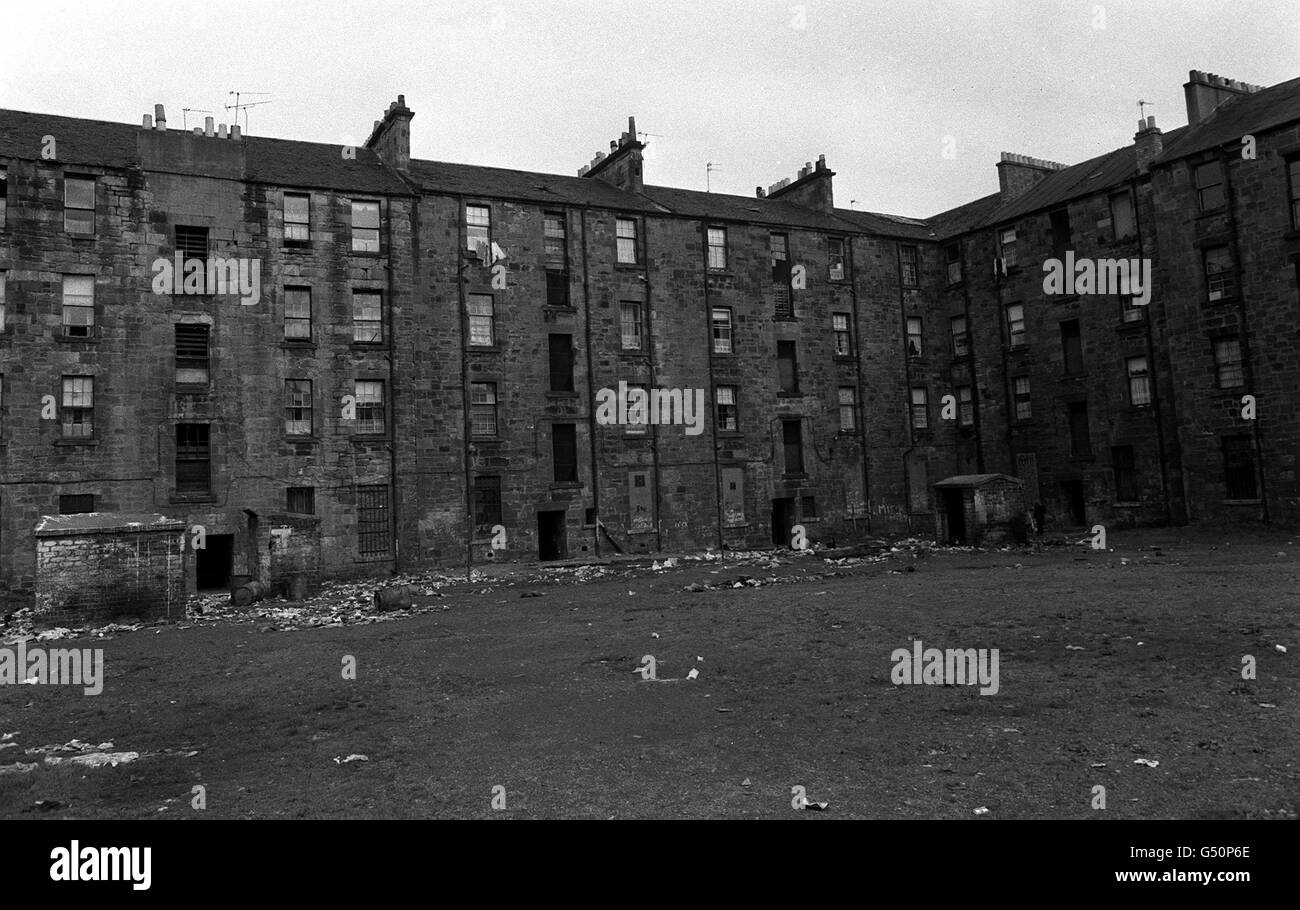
left=833, top=313, right=852, bottom=357
left=284, top=379, right=312, bottom=436
left=466, top=204, right=491, bottom=254
left=352, top=290, right=383, bottom=344
left=354, top=380, right=385, bottom=435
left=1222, top=435, right=1257, bottom=500
left=61, top=275, right=94, bottom=337
left=548, top=334, right=574, bottom=393
left=473, top=476, right=502, bottom=532
left=712, top=307, right=733, bottom=353
left=552, top=423, right=578, bottom=483
left=716, top=385, right=738, bottom=432
left=777, top=340, right=799, bottom=394
left=61, top=375, right=93, bottom=438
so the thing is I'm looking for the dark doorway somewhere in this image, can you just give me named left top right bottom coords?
left=1061, top=480, right=1086, bottom=526
left=771, top=497, right=795, bottom=547
left=943, top=490, right=967, bottom=545
left=196, top=534, right=234, bottom=590
left=537, top=510, right=567, bottom=561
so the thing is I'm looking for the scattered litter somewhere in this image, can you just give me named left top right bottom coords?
left=334, top=754, right=369, bottom=764
left=741, top=778, right=751, bottom=787
left=45, top=752, right=140, bottom=768
left=34, top=799, right=65, bottom=810
left=1090, top=762, right=1107, bottom=768
left=686, top=668, right=699, bottom=680
left=973, top=806, right=990, bottom=815
left=1230, top=777, right=1261, bottom=783
left=1, top=732, right=16, bottom=741
left=1276, top=645, right=1288, bottom=653
left=802, top=801, right=829, bottom=811
left=0, top=763, right=39, bottom=775
left=1258, top=703, right=1277, bottom=708
left=1065, top=645, right=1085, bottom=651
left=651, top=632, right=659, bottom=639
left=1133, top=758, right=1160, bottom=768
left=716, top=707, right=732, bottom=713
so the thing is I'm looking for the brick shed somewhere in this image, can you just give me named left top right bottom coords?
left=32, top=513, right=187, bottom=626
left=934, top=474, right=1026, bottom=546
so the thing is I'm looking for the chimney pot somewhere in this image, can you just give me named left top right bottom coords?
left=204, top=116, right=215, bottom=137
left=142, top=114, right=153, bottom=129
left=397, top=94, right=406, bottom=106
left=218, top=123, right=228, bottom=138
left=756, top=186, right=765, bottom=197
left=610, top=140, right=617, bottom=152
left=230, top=124, right=241, bottom=139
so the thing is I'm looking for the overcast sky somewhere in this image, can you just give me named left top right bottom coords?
left=2, top=0, right=1296, bottom=217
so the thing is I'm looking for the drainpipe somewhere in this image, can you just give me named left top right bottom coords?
left=898, top=239, right=918, bottom=535
left=704, top=223, right=725, bottom=550
left=384, top=191, right=403, bottom=572
left=455, top=195, right=475, bottom=578
left=957, top=236, right=986, bottom=474
left=579, top=205, right=601, bottom=556
left=1219, top=146, right=1268, bottom=522
left=1128, top=175, right=1174, bottom=526
left=846, top=233, right=872, bottom=534
left=645, top=219, right=663, bottom=553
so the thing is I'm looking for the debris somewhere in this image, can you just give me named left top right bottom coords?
left=334, top=754, right=369, bottom=764
left=973, top=806, right=990, bottom=815
left=1276, top=645, right=1288, bottom=653
left=1133, top=758, right=1160, bottom=768
left=685, top=583, right=706, bottom=593
left=34, top=799, right=65, bottom=810
left=1258, top=703, right=1277, bottom=708
left=686, top=668, right=699, bottom=680
left=45, top=752, right=140, bottom=768
left=1065, top=645, right=1085, bottom=651
left=802, top=801, right=829, bottom=811
left=519, top=591, right=543, bottom=598
left=0, top=763, right=39, bottom=775
left=1090, top=762, right=1107, bottom=768
left=651, top=632, right=659, bottom=639
left=741, top=777, right=751, bottom=787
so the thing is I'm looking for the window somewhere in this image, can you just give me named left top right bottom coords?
left=620, top=302, right=642, bottom=350
left=546, top=270, right=570, bottom=308
left=0, top=166, right=6, bottom=229
left=708, top=226, right=728, bottom=270
left=1122, top=294, right=1145, bottom=323
left=906, top=317, right=923, bottom=357
left=468, top=293, right=495, bottom=346
left=1067, top=401, right=1092, bottom=457
left=61, top=376, right=93, bottom=438
left=716, top=385, right=738, bottom=432
left=838, top=387, right=856, bottom=431
left=1110, top=191, right=1135, bottom=240
left=1288, top=157, right=1300, bottom=230
left=1050, top=209, right=1071, bottom=260
left=548, top=334, right=574, bottom=393
left=1213, top=337, right=1244, bottom=388
left=473, top=476, right=502, bottom=533
left=0, top=271, right=5, bottom=332
left=782, top=419, right=804, bottom=475
left=957, top=385, right=974, bottom=426
left=175, top=225, right=208, bottom=290
left=356, top=485, right=391, bottom=557
left=59, top=494, right=95, bottom=514
left=354, top=380, right=386, bottom=435
left=284, top=379, right=312, bottom=436
left=351, top=200, right=380, bottom=252
left=552, top=423, right=578, bottom=483
left=174, top=324, right=210, bottom=385
left=466, top=204, right=491, bottom=254
left=544, top=212, right=567, bottom=267
left=1194, top=161, right=1225, bottom=212
left=771, top=232, right=792, bottom=317
left=616, top=217, right=638, bottom=264
left=712, top=307, right=733, bottom=353
left=624, top=383, right=648, bottom=435
left=910, top=387, right=929, bottom=429
left=1006, top=303, right=1026, bottom=348
left=286, top=486, right=315, bottom=515
left=470, top=382, right=498, bottom=436
left=1013, top=376, right=1032, bottom=420
left=64, top=176, right=95, bottom=234
left=1112, top=446, right=1138, bottom=502
left=1204, top=246, right=1235, bottom=301
left=352, top=290, right=383, bottom=343
left=998, top=227, right=1018, bottom=269
left=833, top=313, right=852, bottom=357
left=284, top=194, right=310, bottom=245
left=828, top=237, right=846, bottom=280
left=801, top=496, right=818, bottom=519
left=945, top=243, right=962, bottom=284
left=1222, top=435, right=1257, bottom=500
left=1060, top=319, right=1083, bottom=374
left=777, top=340, right=799, bottom=394
left=62, top=275, right=94, bottom=337
left=950, top=315, right=969, bottom=357
left=284, top=287, right=312, bottom=341
left=899, top=245, right=919, bottom=286
left=175, top=423, right=210, bottom=494
left=1126, top=356, right=1151, bottom=405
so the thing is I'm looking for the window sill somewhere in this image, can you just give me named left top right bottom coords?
left=1224, top=499, right=1262, bottom=505
left=1113, top=501, right=1143, bottom=508
left=349, top=249, right=385, bottom=258
left=832, top=354, right=855, bottom=363
left=1008, top=345, right=1030, bottom=354
left=54, top=437, right=98, bottom=447
left=281, top=341, right=316, bottom=351
left=550, top=481, right=583, bottom=490
left=174, top=384, right=210, bottom=394
left=1116, top=319, right=1146, bottom=332
left=468, top=344, right=501, bottom=354
left=170, top=494, right=216, bottom=504
left=614, top=263, right=644, bottom=272
left=546, top=391, right=579, bottom=399
left=708, top=270, right=734, bottom=278
left=283, top=241, right=312, bottom=251
left=777, top=391, right=803, bottom=399
left=773, top=315, right=798, bottom=322
left=470, top=436, right=502, bottom=444
left=1012, top=419, right=1036, bottom=427
left=543, top=305, right=577, bottom=315
left=1195, top=208, right=1227, bottom=221
left=782, top=473, right=808, bottom=481
left=1061, top=371, right=1089, bottom=380
left=617, top=349, right=649, bottom=358
left=56, top=333, right=100, bottom=344
left=717, top=431, right=744, bottom=439
left=354, top=554, right=393, bottom=563
left=351, top=434, right=390, bottom=443
left=349, top=341, right=388, bottom=352
left=284, top=435, right=318, bottom=444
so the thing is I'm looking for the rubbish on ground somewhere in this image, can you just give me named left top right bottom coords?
left=973, top=806, right=990, bottom=815
left=1133, top=758, right=1160, bottom=767
left=334, top=754, right=369, bottom=764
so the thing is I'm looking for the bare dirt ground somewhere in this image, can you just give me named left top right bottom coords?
left=2, top=525, right=1297, bottom=819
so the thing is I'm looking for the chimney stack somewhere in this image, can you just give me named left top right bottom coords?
left=1184, top=70, right=1265, bottom=125
left=766, top=154, right=835, bottom=214
left=154, top=104, right=167, bottom=131
left=1134, top=114, right=1163, bottom=173
left=364, top=94, right=415, bottom=171
left=996, top=151, right=1066, bottom=202
left=579, top=115, right=645, bottom=193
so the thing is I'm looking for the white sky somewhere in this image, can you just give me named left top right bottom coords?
left=2, top=0, right=1296, bottom=217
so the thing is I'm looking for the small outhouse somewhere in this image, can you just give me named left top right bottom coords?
left=934, top=474, right=1026, bottom=546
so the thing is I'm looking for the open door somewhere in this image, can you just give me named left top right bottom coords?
left=771, top=497, right=795, bottom=547
left=537, top=510, right=567, bottom=561
left=943, top=490, right=967, bottom=545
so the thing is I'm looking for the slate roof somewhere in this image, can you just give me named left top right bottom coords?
left=0, top=108, right=412, bottom=194
left=1158, top=75, right=1300, bottom=163
left=640, top=184, right=857, bottom=232
left=926, top=192, right=1003, bottom=241
left=33, top=513, right=185, bottom=535
left=408, top=158, right=658, bottom=211
left=934, top=473, right=1023, bottom=488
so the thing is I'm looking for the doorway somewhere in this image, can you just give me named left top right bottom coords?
left=1061, top=480, right=1086, bottom=526
left=771, top=497, right=795, bottom=547
left=537, top=510, right=567, bottom=561
left=196, top=534, right=234, bottom=590
left=943, top=490, right=967, bottom=545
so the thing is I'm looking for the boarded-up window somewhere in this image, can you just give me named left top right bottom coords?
left=552, top=423, right=578, bottom=483
left=1222, top=435, right=1257, bottom=500
left=1015, top=452, right=1040, bottom=503
left=286, top=486, right=315, bottom=515
left=59, top=494, right=95, bottom=514
left=777, top=341, right=799, bottom=393
left=548, top=334, right=574, bottom=392
left=628, top=470, right=653, bottom=532
left=906, top=453, right=929, bottom=513
left=1112, top=446, right=1138, bottom=502
left=1068, top=401, right=1092, bottom=457
left=473, top=476, right=502, bottom=532
left=782, top=419, right=804, bottom=475
left=1060, top=319, right=1083, bottom=374
left=721, top=466, right=745, bottom=526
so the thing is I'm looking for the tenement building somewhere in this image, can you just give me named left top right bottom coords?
left=2, top=70, right=1298, bottom=620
